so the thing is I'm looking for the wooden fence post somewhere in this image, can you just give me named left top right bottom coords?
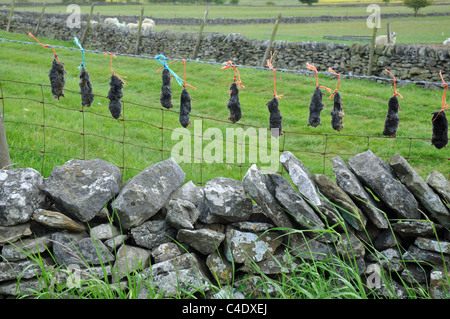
left=0, top=84, right=11, bottom=169
left=34, top=3, right=47, bottom=37
left=387, top=22, right=391, bottom=43
left=261, top=13, right=282, bottom=68
left=367, top=26, right=378, bottom=76
left=81, top=3, right=96, bottom=47
left=6, top=1, right=15, bottom=32
left=135, top=7, right=145, bottom=55
left=192, top=6, right=209, bottom=60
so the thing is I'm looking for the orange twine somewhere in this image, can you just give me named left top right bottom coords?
left=28, top=33, right=60, bottom=62
left=306, top=62, right=331, bottom=93
left=104, top=52, right=127, bottom=84
left=384, top=69, right=403, bottom=99
left=328, top=67, right=341, bottom=99
left=439, top=70, right=449, bottom=111
left=266, top=51, right=282, bottom=99
left=182, top=59, right=197, bottom=90
left=221, top=61, right=244, bottom=89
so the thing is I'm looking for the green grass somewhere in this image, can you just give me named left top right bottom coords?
left=0, top=30, right=448, bottom=184
left=161, top=15, right=450, bottom=44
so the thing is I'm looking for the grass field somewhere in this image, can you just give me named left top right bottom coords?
left=0, top=30, right=448, bottom=184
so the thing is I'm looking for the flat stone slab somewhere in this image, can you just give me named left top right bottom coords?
left=112, top=158, right=185, bottom=229
left=42, top=159, right=122, bottom=222
left=332, top=156, right=388, bottom=229
left=389, top=153, right=449, bottom=229
left=347, top=150, right=420, bottom=220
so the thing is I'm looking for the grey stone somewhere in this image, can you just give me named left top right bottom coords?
left=32, top=209, right=86, bottom=233
left=151, top=242, right=182, bottom=264
left=1, top=235, right=52, bottom=261
left=0, top=168, right=50, bottom=226
left=206, top=250, right=234, bottom=284
left=414, top=237, right=450, bottom=255
left=212, top=286, right=245, bottom=299
left=336, top=231, right=365, bottom=260
left=225, top=227, right=283, bottom=264
left=0, top=260, right=43, bottom=282
left=104, top=234, right=128, bottom=252
left=240, top=250, right=296, bottom=275
left=242, top=164, right=294, bottom=230
left=313, top=174, right=367, bottom=231
left=369, top=248, right=404, bottom=272
left=403, top=245, right=450, bottom=268
left=112, top=244, right=150, bottom=280
left=148, top=253, right=205, bottom=277
left=229, top=221, right=274, bottom=233
left=391, top=220, right=443, bottom=237
left=42, top=159, right=122, bottom=223
left=268, top=173, right=326, bottom=234
left=400, top=263, right=429, bottom=285
left=201, top=177, right=253, bottom=224
left=279, top=151, right=320, bottom=207
left=131, top=219, right=177, bottom=250
left=389, top=153, right=450, bottom=229
left=347, top=150, right=420, bottom=219
left=0, top=223, right=32, bottom=245
left=165, top=199, right=200, bottom=230
left=177, top=228, right=225, bottom=255
left=167, top=180, right=204, bottom=209
left=332, top=156, right=388, bottom=229
left=90, top=223, right=121, bottom=241
left=51, top=232, right=115, bottom=268
left=145, top=268, right=211, bottom=298
left=430, top=270, right=450, bottom=299
left=112, top=158, right=186, bottom=229
left=279, top=152, right=343, bottom=231
left=288, top=235, right=335, bottom=261
left=426, top=170, right=450, bottom=209
left=374, top=229, right=402, bottom=251
left=0, top=278, right=41, bottom=297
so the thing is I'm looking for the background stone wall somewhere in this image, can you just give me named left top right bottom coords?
left=1, top=10, right=449, bottom=83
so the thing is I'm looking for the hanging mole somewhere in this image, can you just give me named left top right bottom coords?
left=227, top=82, right=242, bottom=123
left=383, top=95, right=400, bottom=138
left=267, top=96, right=283, bottom=138
left=79, top=67, right=94, bottom=107
left=431, top=110, right=448, bottom=149
left=48, top=56, right=66, bottom=100
left=160, top=68, right=173, bottom=109
left=179, top=88, right=192, bottom=128
left=307, top=86, right=324, bottom=128
left=330, top=91, right=344, bottom=131
left=107, top=74, right=124, bottom=119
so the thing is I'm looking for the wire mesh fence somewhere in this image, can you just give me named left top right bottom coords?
left=1, top=77, right=448, bottom=185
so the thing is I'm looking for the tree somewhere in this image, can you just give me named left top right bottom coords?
left=299, top=0, right=318, bottom=6
left=403, top=0, right=433, bottom=17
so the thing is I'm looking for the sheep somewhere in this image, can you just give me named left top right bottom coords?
left=375, top=32, right=396, bottom=46
left=141, top=23, right=154, bottom=36
left=444, top=38, right=450, bottom=46
left=143, top=18, right=155, bottom=25
left=104, top=17, right=119, bottom=25
left=126, top=23, right=139, bottom=34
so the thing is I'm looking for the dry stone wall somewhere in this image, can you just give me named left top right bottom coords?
left=1, top=11, right=449, bottom=83
left=1, top=150, right=449, bottom=299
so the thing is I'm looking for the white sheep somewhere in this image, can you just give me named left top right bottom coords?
left=375, top=32, right=396, bottom=46
left=104, top=17, right=119, bottom=25
left=143, top=18, right=155, bottom=26
left=141, top=23, right=154, bottom=36
left=443, top=38, right=450, bottom=46
left=126, top=23, right=139, bottom=34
